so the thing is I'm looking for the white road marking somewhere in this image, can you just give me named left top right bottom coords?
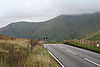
left=84, top=58, right=100, bottom=67
left=48, top=51, right=65, bottom=67
left=58, top=46, right=64, bottom=48
left=67, top=50, right=77, bottom=55
left=44, top=46, right=46, bottom=48
left=43, top=45, right=46, bottom=48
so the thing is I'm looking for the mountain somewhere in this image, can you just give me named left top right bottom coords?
left=0, top=21, right=45, bottom=38
left=32, top=15, right=78, bottom=42
left=82, top=30, right=100, bottom=40
left=0, top=12, right=100, bottom=42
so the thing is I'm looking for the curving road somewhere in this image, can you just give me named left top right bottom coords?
left=43, top=44, right=100, bottom=67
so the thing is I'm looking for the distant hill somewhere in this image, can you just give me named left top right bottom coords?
left=82, top=31, right=100, bottom=40
left=0, top=12, right=100, bottom=42
left=0, top=21, right=45, bottom=38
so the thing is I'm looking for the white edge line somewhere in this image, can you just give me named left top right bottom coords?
left=84, top=58, right=100, bottom=67
left=44, top=45, right=46, bottom=48
left=43, top=45, right=46, bottom=48
left=48, top=51, right=64, bottom=67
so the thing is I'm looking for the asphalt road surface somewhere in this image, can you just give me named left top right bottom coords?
left=43, top=44, right=100, bottom=67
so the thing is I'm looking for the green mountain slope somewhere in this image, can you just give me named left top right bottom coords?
left=32, top=15, right=78, bottom=42
left=0, top=21, right=45, bottom=38
left=82, top=31, right=100, bottom=40
left=0, top=12, right=100, bottom=42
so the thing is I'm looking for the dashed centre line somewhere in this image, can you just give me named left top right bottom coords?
left=44, top=44, right=100, bottom=67
left=67, top=50, right=78, bottom=55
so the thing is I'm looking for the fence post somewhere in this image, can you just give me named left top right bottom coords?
left=93, top=41, right=95, bottom=47
left=27, top=40, right=29, bottom=56
left=10, top=45, right=14, bottom=67
left=5, top=57, right=7, bottom=67
left=80, top=40, right=82, bottom=44
left=87, top=40, right=89, bottom=45
left=0, top=56, right=1, bottom=67
left=31, top=40, right=33, bottom=53
left=84, top=40, right=87, bottom=44
left=85, top=40, right=88, bottom=45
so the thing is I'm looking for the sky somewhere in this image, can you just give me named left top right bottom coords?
left=0, top=0, right=100, bottom=27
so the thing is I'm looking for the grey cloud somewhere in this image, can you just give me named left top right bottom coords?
left=0, top=0, right=100, bottom=27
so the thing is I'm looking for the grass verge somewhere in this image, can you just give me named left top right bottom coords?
left=25, top=44, right=60, bottom=67
left=64, top=41, right=100, bottom=54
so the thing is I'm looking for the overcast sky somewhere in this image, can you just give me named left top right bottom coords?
left=0, top=0, right=100, bottom=27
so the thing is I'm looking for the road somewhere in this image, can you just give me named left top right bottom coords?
left=43, top=44, right=100, bottom=67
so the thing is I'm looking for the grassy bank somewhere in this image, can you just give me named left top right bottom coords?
left=64, top=41, right=100, bottom=54
left=0, top=37, right=60, bottom=67
left=25, top=44, right=60, bottom=67
left=0, top=38, right=29, bottom=67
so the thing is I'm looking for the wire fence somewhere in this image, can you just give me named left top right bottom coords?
left=0, top=39, right=39, bottom=67
left=64, top=39, right=100, bottom=47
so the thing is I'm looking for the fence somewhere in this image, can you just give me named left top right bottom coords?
left=64, top=40, right=100, bottom=47
left=0, top=39, right=39, bottom=67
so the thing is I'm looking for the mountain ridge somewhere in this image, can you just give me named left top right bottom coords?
left=0, top=12, right=100, bottom=42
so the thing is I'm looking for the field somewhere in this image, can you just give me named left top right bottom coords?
left=0, top=38, right=31, bottom=67
left=0, top=36, right=60, bottom=67
left=26, top=43, right=60, bottom=67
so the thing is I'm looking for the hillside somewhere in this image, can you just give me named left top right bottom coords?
left=0, top=21, right=45, bottom=38
left=0, top=12, right=100, bottom=42
left=32, top=15, right=78, bottom=42
left=82, top=30, right=100, bottom=40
